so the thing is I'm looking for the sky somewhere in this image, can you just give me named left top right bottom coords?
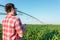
left=0, top=0, right=60, bottom=24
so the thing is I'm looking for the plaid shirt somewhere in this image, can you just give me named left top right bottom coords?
left=2, top=14, right=23, bottom=40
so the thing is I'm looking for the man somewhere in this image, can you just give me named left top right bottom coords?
left=2, top=3, right=24, bottom=40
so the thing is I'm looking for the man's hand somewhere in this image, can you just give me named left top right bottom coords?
left=22, top=24, right=26, bottom=34
left=18, top=24, right=26, bottom=38
left=18, top=32, right=24, bottom=38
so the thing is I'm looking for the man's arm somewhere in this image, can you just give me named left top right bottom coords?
left=15, top=18, right=24, bottom=38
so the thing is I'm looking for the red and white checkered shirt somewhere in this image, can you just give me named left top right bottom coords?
left=2, top=14, right=23, bottom=40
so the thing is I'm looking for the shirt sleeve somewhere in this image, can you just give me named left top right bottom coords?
left=15, top=18, right=24, bottom=34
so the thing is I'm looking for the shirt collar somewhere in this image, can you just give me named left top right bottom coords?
left=6, top=14, right=14, bottom=18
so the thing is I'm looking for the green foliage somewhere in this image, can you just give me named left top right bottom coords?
left=0, top=24, right=2, bottom=40
left=0, top=24, right=60, bottom=40
left=41, top=30, right=60, bottom=40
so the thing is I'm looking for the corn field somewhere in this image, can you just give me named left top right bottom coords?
left=0, top=24, right=60, bottom=40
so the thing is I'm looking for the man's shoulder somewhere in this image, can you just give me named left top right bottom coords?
left=11, top=16, right=20, bottom=21
left=11, top=16, right=18, bottom=19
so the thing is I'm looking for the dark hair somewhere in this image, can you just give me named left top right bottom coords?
left=5, top=3, right=15, bottom=13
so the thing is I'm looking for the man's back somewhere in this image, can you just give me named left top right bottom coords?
left=2, top=14, right=23, bottom=40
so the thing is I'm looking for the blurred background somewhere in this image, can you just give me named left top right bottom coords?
left=0, top=0, right=60, bottom=24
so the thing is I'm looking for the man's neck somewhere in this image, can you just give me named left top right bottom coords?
left=8, top=12, right=14, bottom=15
